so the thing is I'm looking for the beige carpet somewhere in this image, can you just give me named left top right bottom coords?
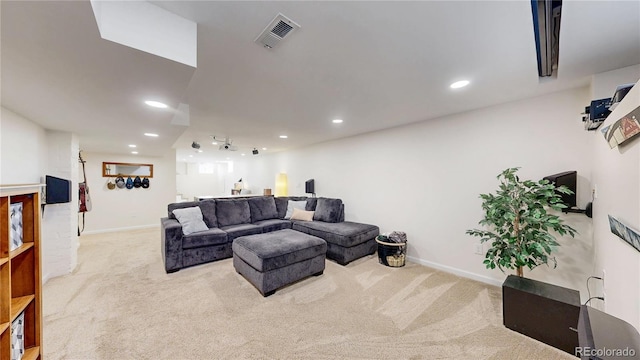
left=43, top=228, right=574, bottom=359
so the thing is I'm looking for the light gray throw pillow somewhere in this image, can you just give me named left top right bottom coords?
left=284, top=200, right=307, bottom=219
left=172, top=206, right=209, bottom=235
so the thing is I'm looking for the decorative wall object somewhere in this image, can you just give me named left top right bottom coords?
left=102, top=162, right=153, bottom=177
left=608, top=215, right=640, bottom=253
left=10, top=202, right=23, bottom=251
left=11, top=311, right=24, bottom=360
left=601, top=105, right=640, bottom=148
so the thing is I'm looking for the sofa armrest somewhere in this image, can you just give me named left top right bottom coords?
left=161, top=217, right=184, bottom=272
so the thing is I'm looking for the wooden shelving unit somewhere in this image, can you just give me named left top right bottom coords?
left=0, top=184, right=43, bottom=360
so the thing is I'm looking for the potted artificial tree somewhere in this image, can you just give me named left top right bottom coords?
left=467, top=167, right=580, bottom=354
left=466, top=167, right=577, bottom=277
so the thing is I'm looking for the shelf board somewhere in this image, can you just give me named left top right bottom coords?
left=23, top=346, right=40, bottom=360
left=10, top=243, right=34, bottom=259
left=10, top=295, right=34, bottom=321
left=0, top=321, right=8, bottom=334
left=0, top=257, right=7, bottom=266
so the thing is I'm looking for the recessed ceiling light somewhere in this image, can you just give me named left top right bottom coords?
left=241, top=153, right=246, bottom=156
left=144, top=133, right=159, bottom=137
left=450, top=80, right=470, bottom=89
left=144, top=100, right=168, bottom=108
left=197, top=150, right=203, bottom=153
left=128, top=144, right=137, bottom=148
left=279, top=135, right=288, bottom=139
left=131, top=151, right=138, bottom=154
left=262, top=147, right=267, bottom=151
left=332, top=119, right=343, bottom=124
left=189, top=155, right=193, bottom=157
left=211, top=142, right=218, bottom=145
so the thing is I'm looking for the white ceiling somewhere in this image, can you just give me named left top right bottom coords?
left=2, top=1, right=639, bottom=162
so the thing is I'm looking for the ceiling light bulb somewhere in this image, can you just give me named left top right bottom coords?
left=144, top=100, right=168, bottom=108
left=332, top=119, right=343, bottom=124
left=131, top=151, right=138, bottom=154
left=144, top=133, right=159, bottom=137
left=129, top=144, right=137, bottom=148
left=241, top=153, right=246, bottom=156
left=450, top=80, right=470, bottom=89
left=279, top=135, right=288, bottom=139
left=262, top=147, right=267, bottom=151
left=211, top=142, right=218, bottom=145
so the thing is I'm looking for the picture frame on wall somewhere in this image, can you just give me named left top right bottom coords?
left=601, top=106, right=640, bottom=149
left=608, top=215, right=640, bottom=253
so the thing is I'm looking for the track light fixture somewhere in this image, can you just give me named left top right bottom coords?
left=252, top=148, right=259, bottom=155
left=191, top=141, right=200, bottom=149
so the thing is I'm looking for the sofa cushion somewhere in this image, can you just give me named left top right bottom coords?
left=182, top=227, right=228, bottom=250
left=220, top=223, right=262, bottom=242
left=284, top=200, right=307, bottom=219
left=172, top=207, right=209, bottom=235
left=216, top=199, right=251, bottom=227
left=292, top=221, right=379, bottom=248
left=306, top=197, right=318, bottom=211
left=252, top=219, right=292, bottom=233
left=290, top=208, right=314, bottom=221
left=168, top=200, right=217, bottom=228
left=233, top=229, right=326, bottom=272
left=313, top=198, right=343, bottom=223
left=248, top=197, right=278, bottom=222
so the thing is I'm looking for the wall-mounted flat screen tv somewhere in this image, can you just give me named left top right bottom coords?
left=305, top=179, right=315, bottom=194
left=543, top=171, right=577, bottom=209
left=45, top=175, right=71, bottom=204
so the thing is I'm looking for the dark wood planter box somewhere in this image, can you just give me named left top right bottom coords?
left=503, top=275, right=581, bottom=356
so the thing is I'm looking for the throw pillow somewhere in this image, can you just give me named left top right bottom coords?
left=284, top=200, right=307, bottom=219
left=290, top=208, right=314, bottom=221
left=172, top=207, right=209, bottom=235
left=313, top=198, right=343, bottom=223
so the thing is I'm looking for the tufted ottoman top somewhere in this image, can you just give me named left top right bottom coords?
left=233, top=229, right=326, bottom=272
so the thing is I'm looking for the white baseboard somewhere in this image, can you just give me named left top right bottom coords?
left=82, top=224, right=158, bottom=235
left=406, top=255, right=504, bottom=287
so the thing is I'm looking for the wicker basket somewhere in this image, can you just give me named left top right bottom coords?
left=375, top=236, right=407, bottom=267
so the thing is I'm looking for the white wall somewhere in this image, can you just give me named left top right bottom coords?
left=81, top=151, right=176, bottom=233
left=0, top=107, right=48, bottom=184
left=176, top=161, right=229, bottom=200
left=176, top=159, right=260, bottom=200
left=41, top=131, right=79, bottom=282
left=590, top=65, right=640, bottom=329
left=1, top=107, right=80, bottom=282
left=244, top=87, right=595, bottom=297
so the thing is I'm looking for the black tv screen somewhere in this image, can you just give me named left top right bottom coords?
left=45, top=175, right=71, bottom=204
left=305, top=179, right=315, bottom=194
left=543, top=171, right=577, bottom=208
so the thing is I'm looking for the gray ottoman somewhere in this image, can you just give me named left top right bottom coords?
left=292, top=221, right=379, bottom=265
left=232, top=229, right=327, bottom=296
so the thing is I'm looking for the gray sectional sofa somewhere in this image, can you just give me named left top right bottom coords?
left=161, top=195, right=379, bottom=273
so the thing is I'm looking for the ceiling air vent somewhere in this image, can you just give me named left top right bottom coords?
left=255, top=13, right=300, bottom=49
